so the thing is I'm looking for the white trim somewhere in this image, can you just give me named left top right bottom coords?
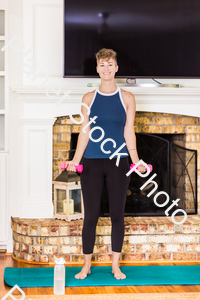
left=0, top=153, right=7, bottom=244
left=89, top=88, right=98, bottom=109
left=20, top=203, right=53, bottom=218
left=97, top=86, right=119, bottom=96
left=118, top=87, right=127, bottom=113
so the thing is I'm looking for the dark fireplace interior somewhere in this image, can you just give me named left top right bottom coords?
left=70, top=133, right=197, bottom=217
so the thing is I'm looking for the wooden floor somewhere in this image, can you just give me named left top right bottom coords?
left=1, top=253, right=200, bottom=296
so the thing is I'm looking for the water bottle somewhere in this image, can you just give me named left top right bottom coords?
left=54, top=256, right=66, bottom=295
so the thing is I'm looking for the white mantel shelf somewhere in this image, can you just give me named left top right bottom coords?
left=11, top=85, right=200, bottom=118
left=11, top=85, right=200, bottom=97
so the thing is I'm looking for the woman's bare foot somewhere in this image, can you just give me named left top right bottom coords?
left=112, top=266, right=126, bottom=280
left=74, top=265, right=91, bottom=279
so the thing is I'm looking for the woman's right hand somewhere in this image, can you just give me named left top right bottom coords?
left=65, top=160, right=80, bottom=173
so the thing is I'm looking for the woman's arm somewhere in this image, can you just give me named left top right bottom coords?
left=123, top=92, right=146, bottom=174
left=123, top=92, right=140, bottom=164
left=66, top=92, right=93, bottom=172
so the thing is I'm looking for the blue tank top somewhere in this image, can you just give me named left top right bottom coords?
left=83, top=86, right=129, bottom=159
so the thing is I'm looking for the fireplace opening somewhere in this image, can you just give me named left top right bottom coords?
left=62, top=131, right=197, bottom=218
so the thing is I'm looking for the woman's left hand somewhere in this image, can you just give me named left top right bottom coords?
left=133, top=163, right=148, bottom=174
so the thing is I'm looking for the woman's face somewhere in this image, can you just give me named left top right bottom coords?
left=96, top=58, right=118, bottom=79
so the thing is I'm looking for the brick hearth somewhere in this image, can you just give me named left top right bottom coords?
left=12, top=215, right=200, bottom=263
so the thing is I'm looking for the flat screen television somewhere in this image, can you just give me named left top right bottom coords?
left=64, top=0, right=200, bottom=78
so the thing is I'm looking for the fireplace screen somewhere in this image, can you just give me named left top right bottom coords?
left=99, top=133, right=197, bottom=217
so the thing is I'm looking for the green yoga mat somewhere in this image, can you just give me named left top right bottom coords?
left=4, top=265, right=200, bottom=287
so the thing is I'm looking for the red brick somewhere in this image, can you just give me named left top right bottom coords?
left=186, top=244, right=200, bottom=252
left=69, top=221, right=77, bottom=236
left=32, top=246, right=42, bottom=254
left=191, top=224, right=200, bottom=233
left=30, top=226, right=38, bottom=236
left=135, top=217, right=147, bottom=224
left=122, top=254, right=145, bottom=260
left=50, top=255, right=70, bottom=262
left=60, top=237, right=70, bottom=245
left=72, top=255, right=95, bottom=262
left=140, top=224, right=148, bottom=234
left=134, top=117, right=152, bottom=125
left=76, top=219, right=83, bottom=235
left=104, top=226, right=111, bottom=235
left=186, top=126, right=200, bottom=134
left=96, top=254, right=113, bottom=261
left=36, top=237, right=47, bottom=245
left=141, top=125, right=162, bottom=133
left=148, top=253, right=171, bottom=260
left=60, top=245, right=82, bottom=254
left=173, top=253, right=196, bottom=260
left=173, top=234, right=197, bottom=243
left=183, top=222, right=192, bottom=233
left=16, top=224, right=22, bottom=234
left=15, top=242, right=20, bottom=251
left=96, top=225, right=104, bottom=235
left=60, top=226, right=68, bottom=236
left=100, top=217, right=111, bottom=225
left=161, top=244, right=184, bottom=252
left=124, top=224, right=131, bottom=235
left=17, top=253, right=24, bottom=260
left=97, top=219, right=104, bottom=226
left=154, top=117, right=174, bottom=125
left=151, top=218, right=166, bottom=234
left=50, top=220, right=59, bottom=226
left=22, top=225, right=29, bottom=235
left=44, top=246, right=58, bottom=255
left=21, top=244, right=29, bottom=253
left=24, top=236, right=33, bottom=245
left=131, top=224, right=140, bottom=234
left=136, top=244, right=159, bottom=253
left=93, top=245, right=109, bottom=254
left=148, top=224, right=157, bottom=234
left=164, top=126, right=185, bottom=134
left=39, top=255, right=49, bottom=262
left=149, top=235, right=172, bottom=243
left=125, top=217, right=138, bottom=225
left=41, top=226, right=49, bottom=236
left=176, top=117, right=196, bottom=125
left=122, top=245, right=135, bottom=252
left=51, top=226, right=59, bottom=237
left=26, top=254, right=35, bottom=262
left=174, top=225, right=183, bottom=234
left=127, top=236, right=147, bottom=244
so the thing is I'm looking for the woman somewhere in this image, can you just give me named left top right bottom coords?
left=66, top=48, right=146, bottom=280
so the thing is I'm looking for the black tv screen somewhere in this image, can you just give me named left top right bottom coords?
left=64, top=0, right=200, bottom=78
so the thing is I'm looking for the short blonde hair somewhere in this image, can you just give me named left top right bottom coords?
left=95, top=48, right=117, bottom=66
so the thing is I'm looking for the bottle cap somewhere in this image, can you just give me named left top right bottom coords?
left=54, top=255, right=66, bottom=265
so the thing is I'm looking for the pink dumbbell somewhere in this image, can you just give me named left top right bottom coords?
left=130, top=163, right=153, bottom=172
left=61, top=161, right=83, bottom=173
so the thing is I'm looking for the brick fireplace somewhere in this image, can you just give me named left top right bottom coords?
left=11, top=110, right=200, bottom=263
left=53, top=112, right=199, bottom=215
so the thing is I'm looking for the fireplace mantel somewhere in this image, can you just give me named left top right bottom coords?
left=11, top=85, right=200, bottom=118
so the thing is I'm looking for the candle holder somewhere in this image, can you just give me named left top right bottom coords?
left=52, top=168, right=84, bottom=221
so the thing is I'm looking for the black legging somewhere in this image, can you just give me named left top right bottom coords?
left=80, top=156, right=131, bottom=254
